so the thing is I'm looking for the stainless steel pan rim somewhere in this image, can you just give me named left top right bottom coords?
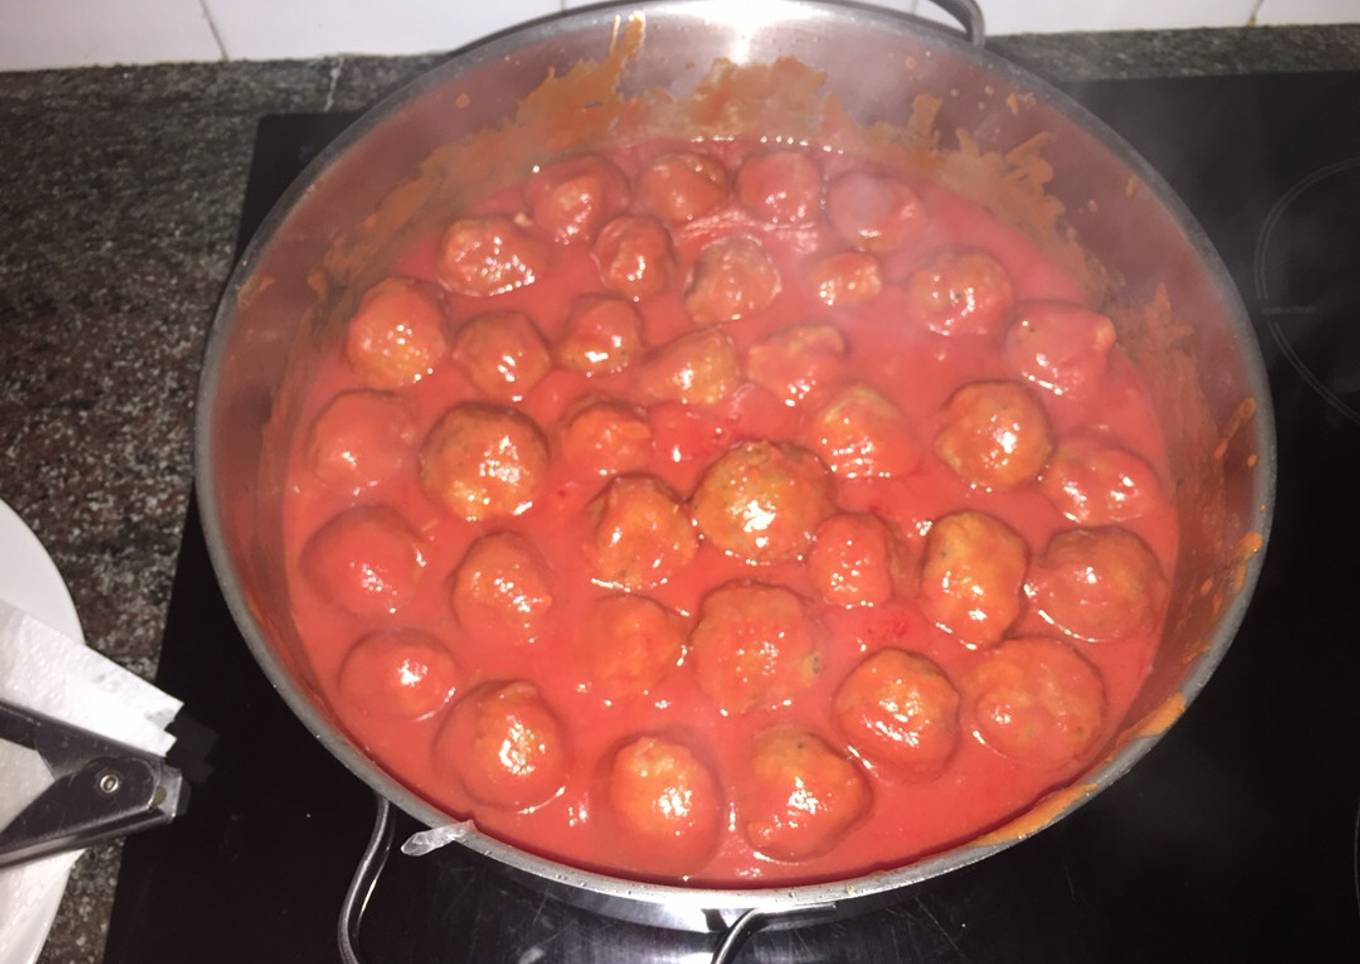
left=194, top=0, right=1276, bottom=919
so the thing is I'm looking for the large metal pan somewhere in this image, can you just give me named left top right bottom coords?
left=195, top=0, right=1275, bottom=933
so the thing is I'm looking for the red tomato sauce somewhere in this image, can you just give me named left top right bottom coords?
left=281, top=138, right=1177, bottom=885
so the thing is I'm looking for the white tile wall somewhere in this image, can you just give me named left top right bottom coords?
left=202, top=0, right=559, bottom=60
left=910, top=0, right=1259, bottom=35
left=0, top=0, right=1357, bottom=72
left=1255, top=0, right=1360, bottom=25
left=0, top=0, right=221, bottom=71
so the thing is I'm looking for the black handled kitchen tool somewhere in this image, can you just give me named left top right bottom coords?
left=0, top=699, right=186, bottom=868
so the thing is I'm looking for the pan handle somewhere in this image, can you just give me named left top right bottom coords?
left=335, top=797, right=768, bottom=962
left=337, top=793, right=834, bottom=962
left=710, top=907, right=769, bottom=964
left=338, top=794, right=394, bottom=964
left=918, top=0, right=987, bottom=47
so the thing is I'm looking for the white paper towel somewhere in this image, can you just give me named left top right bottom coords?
left=0, top=597, right=182, bottom=963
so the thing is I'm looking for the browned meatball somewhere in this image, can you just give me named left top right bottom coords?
left=301, top=507, right=426, bottom=617
left=964, top=637, right=1106, bottom=767
left=934, top=381, right=1053, bottom=490
left=746, top=324, right=846, bottom=408
left=691, top=441, right=834, bottom=564
left=741, top=726, right=869, bottom=860
left=606, top=737, right=723, bottom=874
left=593, top=215, right=676, bottom=300
left=434, top=681, right=570, bottom=809
left=1028, top=527, right=1165, bottom=641
left=306, top=391, right=417, bottom=490
left=637, top=152, right=730, bottom=224
left=556, top=297, right=644, bottom=376
left=560, top=401, right=652, bottom=477
left=810, top=251, right=883, bottom=308
left=689, top=583, right=822, bottom=715
left=804, top=384, right=920, bottom=479
left=1003, top=300, right=1117, bottom=398
left=345, top=278, right=449, bottom=388
left=452, top=311, right=551, bottom=402
left=918, top=511, right=1027, bottom=647
left=826, top=172, right=927, bottom=253
left=420, top=404, right=549, bottom=521
left=636, top=329, right=742, bottom=406
left=807, top=513, right=904, bottom=607
left=833, top=649, right=959, bottom=777
left=735, top=150, right=823, bottom=225
left=904, top=251, right=1014, bottom=337
left=524, top=154, right=631, bottom=244
left=583, top=594, right=685, bottom=700
left=450, top=532, right=553, bottom=645
left=437, top=216, right=549, bottom=297
left=1040, top=438, right=1162, bottom=525
left=586, top=476, right=698, bottom=590
left=338, top=630, right=459, bottom=720
left=684, top=235, right=781, bottom=325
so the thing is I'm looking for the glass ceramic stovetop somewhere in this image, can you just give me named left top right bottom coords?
left=103, top=69, right=1360, bottom=964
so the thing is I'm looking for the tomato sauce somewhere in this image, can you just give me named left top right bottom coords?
left=280, top=137, right=1177, bottom=885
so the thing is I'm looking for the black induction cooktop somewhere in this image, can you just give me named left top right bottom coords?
left=103, top=70, right=1360, bottom=963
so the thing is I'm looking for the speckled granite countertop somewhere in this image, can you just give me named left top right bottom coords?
left=1, top=22, right=1357, bottom=964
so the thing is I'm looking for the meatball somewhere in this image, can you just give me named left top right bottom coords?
left=582, top=595, right=685, bottom=700
left=556, top=297, right=644, bottom=376
left=434, top=681, right=570, bottom=810
left=525, top=154, right=630, bottom=244
left=746, top=324, right=846, bottom=408
left=420, top=403, right=549, bottom=521
left=585, top=476, right=698, bottom=590
left=1003, top=300, right=1117, bottom=398
left=691, top=440, right=834, bottom=565
left=904, top=251, right=1014, bottom=337
left=301, top=507, right=426, bottom=617
left=918, top=510, right=1027, bottom=647
left=337, top=629, right=458, bottom=720
left=306, top=390, right=417, bottom=490
left=637, top=152, right=729, bottom=224
left=742, top=726, right=869, bottom=861
left=964, top=637, right=1107, bottom=768
left=805, top=384, right=920, bottom=480
left=684, top=235, right=782, bottom=325
left=1028, top=527, right=1165, bottom=641
left=636, top=329, right=742, bottom=406
left=345, top=278, right=449, bottom=388
left=934, top=380, right=1053, bottom=490
left=593, top=215, right=676, bottom=300
left=735, top=150, right=823, bottom=225
left=690, top=583, right=822, bottom=715
left=450, top=532, right=553, bottom=645
left=1040, top=438, right=1162, bottom=525
left=833, top=649, right=959, bottom=777
left=560, top=401, right=653, bottom=477
left=811, top=251, right=883, bottom=308
left=436, top=215, right=549, bottom=297
left=607, top=737, right=722, bottom=874
left=808, top=513, right=903, bottom=607
left=826, top=172, right=927, bottom=253
left=452, top=311, right=551, bottom=402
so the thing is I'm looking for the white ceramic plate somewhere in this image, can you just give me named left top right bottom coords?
left=0, top=498, right=85, bottom=964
